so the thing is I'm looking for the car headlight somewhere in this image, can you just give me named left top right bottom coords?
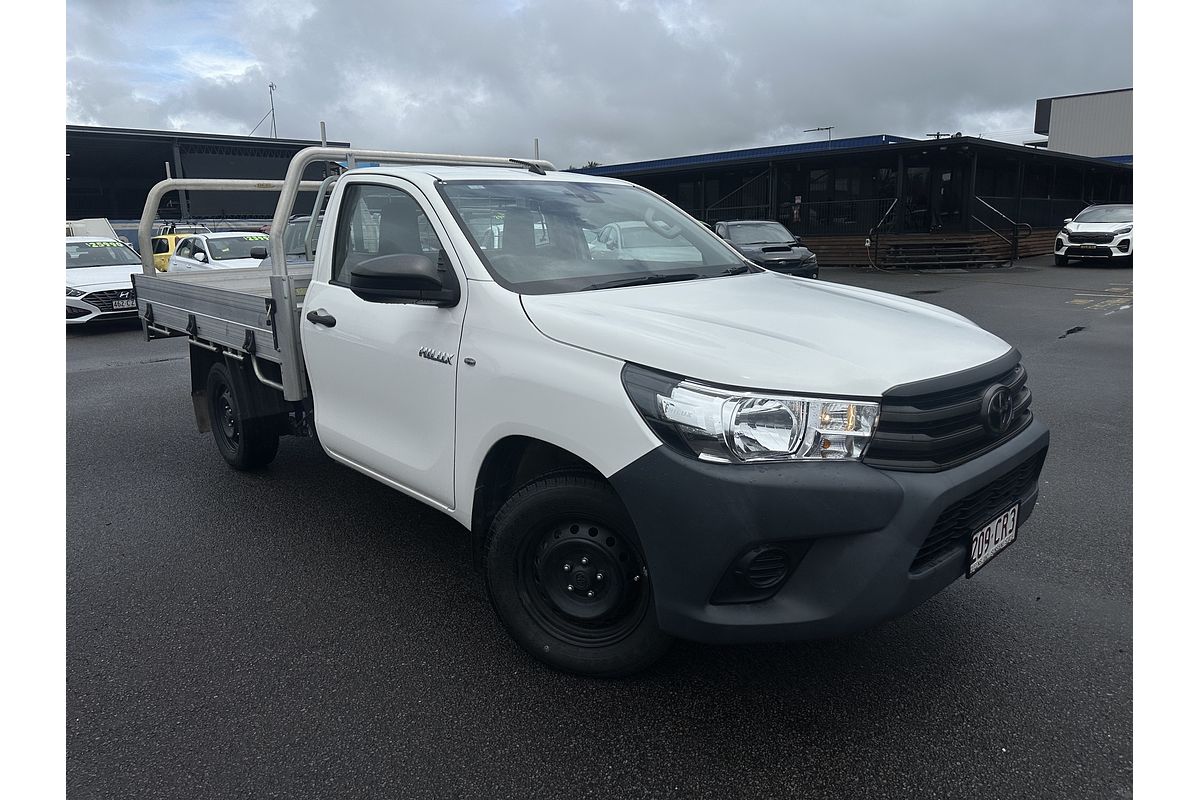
left=66, top=287, right=84, bottom=297
left=1114, top=226, right=1132, bottom=235
left=622, top=364, right=879, bottom=462
left=1059, top=227, right=1070, bottom=236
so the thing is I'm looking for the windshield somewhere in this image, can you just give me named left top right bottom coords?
left=65, top=240, right=141, bottom=268
left=207, top=234, right=269, bottom=261
left=283, top=219, right=322, bottom=256
left=1073, top=205, right=1132, bottom=224
left=726, top=222, right=795, bottom=244
left=439, top=180, right=741, bottom=293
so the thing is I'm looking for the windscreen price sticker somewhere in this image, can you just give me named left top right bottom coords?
left=86, top=241, right=123, bottom=247
left=242, top=235, right=269, bottom=241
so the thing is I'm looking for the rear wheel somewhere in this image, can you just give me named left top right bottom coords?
left=484, top=474, right=672, bottom=677
left=206, top=362, right=279, bottom=470
left=1054, top=254, right=1070, bottom=266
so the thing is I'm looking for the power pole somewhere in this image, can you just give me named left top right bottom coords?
left=268, top=83, right=278, bottom=138
left=534, top=138, right=540, bottom=159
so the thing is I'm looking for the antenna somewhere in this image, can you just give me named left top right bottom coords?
left=268, top=83, right=278, bottom=138
left=804, top=125, right=835, bottom=147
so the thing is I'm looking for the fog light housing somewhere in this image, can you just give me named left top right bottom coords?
left=1117, top=240, right=1130, bottom=252
left=710, top=542, right=811, bottom=604
left=1056, top=238, right=1065, bottom=251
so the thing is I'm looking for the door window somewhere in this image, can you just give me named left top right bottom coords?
left=331, top=183, right=444, bottom=285
left=152, top=238, right=170, bottom=255
left=175, top=238, right=194, bottom=258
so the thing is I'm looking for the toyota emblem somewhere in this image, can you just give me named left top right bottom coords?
left=979, top=384, right=1014, bottom=437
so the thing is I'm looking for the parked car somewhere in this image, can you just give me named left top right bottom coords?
left=134, top=149, right=1049, bottom=677
left=167, top=232, right=271, bottom=272
left=594, top=220, right=703, bottom=262
left=65, top=236, right=142, bottom=324
left=150, top=223, right=213, bottom=272
left=714, top=219, right=819, bottom=279
left=1054, top=204, right=1133, bottom=266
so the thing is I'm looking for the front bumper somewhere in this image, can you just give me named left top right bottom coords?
left=1055, top=235, right=1132, bottom=259
left=66, top=286, right=139, bottom=324
left=609, top=419, right=1050, bottom=644
left=66, top=299, right=138, bottom=325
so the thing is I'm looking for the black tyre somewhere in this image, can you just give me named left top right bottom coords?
left=205, top=362, right=279, bottom=470
left=1054, top=254, right=1070, bottom=266
left=485, top=473, right=672, bottom=677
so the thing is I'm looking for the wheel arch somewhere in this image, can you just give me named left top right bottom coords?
left=470, top=435, right=608, bottom=569
left=189, top=343, right=291, bottom=433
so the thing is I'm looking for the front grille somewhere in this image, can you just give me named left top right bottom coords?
left=911, top=448, right=1047, bottom=572
left=82, top=288, right=137, bottom=313
left=1068, top=232, right=1114, bottom=244
left=864, top=361, right=1033, bottom=471
left=1067, top=246, right=1113, bottom=257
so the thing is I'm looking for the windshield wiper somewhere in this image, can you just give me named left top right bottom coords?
left=582, top=272, right=701, bottom=291
left=713, top=264, right=753, bottom=276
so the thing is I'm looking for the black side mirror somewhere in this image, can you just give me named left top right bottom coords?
left=349, top=251, right=461, bottom=306
left=250, top=245, right=268, bottom=259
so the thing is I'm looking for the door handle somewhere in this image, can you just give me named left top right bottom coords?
left=306, top=309, right=336, bottom=328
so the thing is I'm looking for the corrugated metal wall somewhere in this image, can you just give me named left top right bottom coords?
left=1048, top=90, right=1132, bottom=159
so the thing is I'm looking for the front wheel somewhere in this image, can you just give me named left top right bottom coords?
left=1054, top=254, right=1070, bottom=266
left=205, top=362, right=280, bottom=470
left=485, top=474, right=672, bottom=677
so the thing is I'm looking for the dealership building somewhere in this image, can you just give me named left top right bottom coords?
left=581, top=107, right=1132, bottom=268
left=66, top=125, right=349, bottom=248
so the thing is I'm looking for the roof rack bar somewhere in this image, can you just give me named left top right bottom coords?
left=267, top=146, right=555, bottom=279
left=136, top=178, right=324, bottom=276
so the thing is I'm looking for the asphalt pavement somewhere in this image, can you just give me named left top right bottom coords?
left=66, top=255, right=1132, bottom=799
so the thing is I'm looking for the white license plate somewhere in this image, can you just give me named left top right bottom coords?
left=967, top=503, right=1019, bottom=577
left=112, top=298, right=137, bottom=310
left=1080, top=243, right=1097, bottom=248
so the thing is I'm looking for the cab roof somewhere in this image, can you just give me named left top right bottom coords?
left=345, top=165, right=630, bottom=185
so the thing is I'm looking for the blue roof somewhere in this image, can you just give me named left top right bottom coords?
left=579, top=134, right=915, bottom=176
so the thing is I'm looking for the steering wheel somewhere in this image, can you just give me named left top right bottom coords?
left=643, top=207, right=684, bottom=240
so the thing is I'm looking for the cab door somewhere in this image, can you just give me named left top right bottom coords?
left=168, top=237, right=195, bottom=272
left=301, top=177, right=466, bottom=508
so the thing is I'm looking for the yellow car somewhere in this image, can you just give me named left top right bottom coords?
left=150, top=224, right=212, bottom=271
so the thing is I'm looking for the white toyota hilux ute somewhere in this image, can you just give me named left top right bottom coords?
left=132, top=147, right=1050, bottom=677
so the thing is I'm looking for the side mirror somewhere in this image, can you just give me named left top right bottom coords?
left=193, top=251, right=207, bottom=262
left=250, top=245, right=268, bottom=260
left=1063, top=218, right=1073, bottom=224
left=349, top=252, right=461, bottom=307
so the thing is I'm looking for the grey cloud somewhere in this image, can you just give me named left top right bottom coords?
left=67, top=0, right=1132, bottom=167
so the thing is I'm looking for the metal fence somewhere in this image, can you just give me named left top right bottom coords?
left=976, top=197, right=1089, bottom=229
left=781, top=198, right=895, bottom=236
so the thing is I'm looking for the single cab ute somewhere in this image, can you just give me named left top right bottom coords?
left=133, top=147, right=1050, bottom=676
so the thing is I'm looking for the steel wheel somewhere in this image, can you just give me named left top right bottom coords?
left=485, top=473, right=672, bottom=676
left=518, top=519, right=649, bottom=648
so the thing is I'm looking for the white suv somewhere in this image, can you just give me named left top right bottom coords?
left=1055, top=204, right=1133, bottom=266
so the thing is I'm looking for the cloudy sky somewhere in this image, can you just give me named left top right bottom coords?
left=66, top=0, right=1132, bottom=168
